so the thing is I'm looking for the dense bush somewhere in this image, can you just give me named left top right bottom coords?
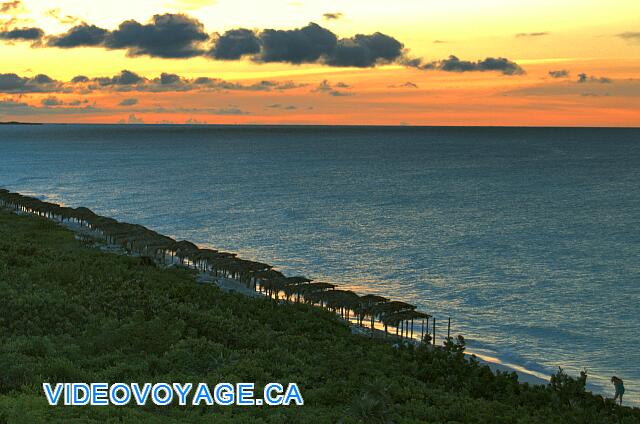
left=0, top=211, right=638, bottom=423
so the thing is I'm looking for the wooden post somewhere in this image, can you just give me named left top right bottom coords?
left=447, top=317, right=451, bottom=340
left=433, top=318, right=436, bottom=346
left=370, top=314, right=375, bottom=338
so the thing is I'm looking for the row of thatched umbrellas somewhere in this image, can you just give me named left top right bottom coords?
left=1, top=189, right=439, bottom=343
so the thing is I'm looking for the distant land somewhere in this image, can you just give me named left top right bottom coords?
left=0, top=121, right=42, bottom=125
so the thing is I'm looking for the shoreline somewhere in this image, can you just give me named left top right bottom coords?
left=4, top=205, right=638, bottom=421
left=0, top=188, right=553, bottom=390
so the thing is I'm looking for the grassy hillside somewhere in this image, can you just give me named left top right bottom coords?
left=0, top=211, right=637, bottom=423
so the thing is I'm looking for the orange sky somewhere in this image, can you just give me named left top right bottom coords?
left=0, top=0, right=638, bottom=126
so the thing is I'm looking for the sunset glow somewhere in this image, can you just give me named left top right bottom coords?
left=1, top=0, right=638, bottom=126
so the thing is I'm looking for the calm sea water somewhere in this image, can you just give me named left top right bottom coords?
left=1, top=124, right=639, bottom=403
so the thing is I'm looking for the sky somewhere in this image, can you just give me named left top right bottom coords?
left=0, top=0, right=638, bottom=126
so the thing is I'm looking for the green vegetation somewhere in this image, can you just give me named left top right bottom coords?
left=0, top=211, right=638, bottom=423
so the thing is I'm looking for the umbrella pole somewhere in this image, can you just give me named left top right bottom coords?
left=433, top=318, right=436, bottom=346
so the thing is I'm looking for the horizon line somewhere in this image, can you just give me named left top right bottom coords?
left=1, top=122, right=639, bottom=130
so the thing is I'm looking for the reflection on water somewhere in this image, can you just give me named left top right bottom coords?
left=1, top=124, right=639, bottom=404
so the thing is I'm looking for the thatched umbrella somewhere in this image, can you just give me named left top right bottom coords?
left=372, top=301, right=416, bottom=337
left=71, top=207, right=97, bottom=227
left=262, top=276, right=312, bottom=300
left=354, top=294, right=388, bottom=329
left=322, top=290, right=360, bottom=318
left=172, top=240, right=198, bottom=265
left=253, top=270, right=284, bottom=293
left=290, top=282, right=336, bottom=303
left=380, top=310, right=431, bottom=339
left=1, top=189, right=446, bottom=345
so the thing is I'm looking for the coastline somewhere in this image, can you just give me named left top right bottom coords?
left=5, top=206, right=638, bottom=422
left=0, top=188, right=552, bottom=388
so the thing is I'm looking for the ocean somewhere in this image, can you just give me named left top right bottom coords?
left=1, top=124, right=638, bottom=404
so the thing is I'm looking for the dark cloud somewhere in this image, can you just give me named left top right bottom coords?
left=328, top=90, right=352, bottom=97
left=121, top=113, right=144, bottom=124
left=515, top=32, right=549, bottom=38
left=313, top=80, right=333, bottom=93
left=67, top=99, right=88, bottom=106
left=3, top=14, right=521, bottom=80
left=46, top=14, right=209, bottom=58
left=194, top=76, right=213, bottom=84
left=47, top=24, right=109, bottom=47
left=408, top=55, right=524, bottom=75
left=326, top=32, right=403, bottom=67
left=71, top=75, right=89, bottom=83
left=209, top=106, right=248, bottom=115
left=0, top=27, right=44, bottom=41
left=577, top=73, right=612, bottom=84
left=209, top=23, right=402, bottom=67
left=119, top=98, right=138, bottom=106
left=199, top=79, right=304, bottom=92
left=209, top=28, right=260, bottom=60
left=92, top=70, right=145, bottom=86
left=257, top=23, right=337, bottom=64
left=0, top=98, right=28, bottom=109
left=33, top=74, right=54, bottom=84
left=0, top=69, right=312, bottom=96
left=313, top=80, right=353, bottom=96
left=549, top=70, right=569, bottom=78
left=389, top=81, right=418, bottom=88
left=618, top=32, right=640, bottom=42
left=105, top=13, right=209, bottom=58
left=159, top=73, right=181, bottom=85
left=439, top=56, right=524, bottom=75
left=322, top=13, right=343, bottom=20
left=66, top=70, right=304, bottom=93
left=0, top=96, right=100, bottom=116
left=266, top=103, right=297, bottom=110
left=41, top=96, right=63, bottom=106
left=0, top=73, right=61, bottom=93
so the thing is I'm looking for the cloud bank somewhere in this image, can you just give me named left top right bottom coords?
left=548, top=70, right=570, bottom=78
left=0, top=73, right=62, bottom=93
left=406, top=55, right=524, bottom=75
left=0, top=12, right=524, bottom=75
left=0, top=70, right=307, bottom=94
left=0, top=26, right=44, bottom=41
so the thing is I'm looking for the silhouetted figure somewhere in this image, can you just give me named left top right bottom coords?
left=611, top=376, right=625, bottom=405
